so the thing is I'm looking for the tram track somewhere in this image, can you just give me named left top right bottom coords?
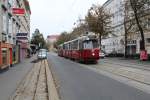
left=87, top=59, right=150, bottom=85
left=10, top=60, right=59, bottom=100
left=100, top=59, right=150, bottom=72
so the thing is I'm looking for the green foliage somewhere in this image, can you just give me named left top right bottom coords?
left=31, top=29, right=46, bottom=49
left=55, top=22, right=89, bottom=47
left=127, top=0, right=150, bottom=50
left=85, top=4, right=112, bottom=46
left=55, top=31, right=70, bottom=46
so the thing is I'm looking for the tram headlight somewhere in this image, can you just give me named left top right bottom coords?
left=92, top=53, right=95, bottom=56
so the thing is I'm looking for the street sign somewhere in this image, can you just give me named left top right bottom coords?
left=12, top=8, right=25, bottom=16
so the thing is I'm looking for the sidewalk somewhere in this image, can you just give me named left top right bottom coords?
left=0, top=56, right=36, bottom=100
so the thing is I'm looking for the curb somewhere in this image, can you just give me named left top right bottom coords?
left=45, top=60, right=60, bottom=100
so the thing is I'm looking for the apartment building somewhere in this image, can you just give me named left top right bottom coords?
left=0, top=0, right=13, bottom=69
left=13, top=0, right=31, bottom=62
left=0, top=0, right=31, bottom=69
left=101, top=0, right=125, bottom=55
left=102, top=0, right=150, bottom=57
left=47, top=35, right=59, bottom=50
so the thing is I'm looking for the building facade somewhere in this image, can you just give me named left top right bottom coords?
left=102, top=0, right=150, bottom=57
left=0, top=0, right=31, bottom=69
left=47, top=35, right=59, bottom=50
left=0, top=0, right=13, bottom=69
left=14, top=0, right=31, bottom=62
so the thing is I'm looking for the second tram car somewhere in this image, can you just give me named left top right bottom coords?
left=58, top=34, right=100, bottom=63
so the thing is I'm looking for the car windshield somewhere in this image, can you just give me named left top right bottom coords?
left=38, top=49, right=47, bottom=54
left=39, top=52, right=46, bottom=54
left=39, top=49, right=47, bottom=52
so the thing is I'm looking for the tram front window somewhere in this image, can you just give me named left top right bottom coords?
left=83, top=40, right=99, bottom=49
left=92, top=40, right=99, bottom=48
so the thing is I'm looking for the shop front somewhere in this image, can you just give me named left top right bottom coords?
left=16, top=33, right=29, bottom=62
left=18, top=41, right=28, bottom=62
left=0, top=42, right=12, bottom=69
left=126, top=40, right=137, bottom=56
left=12, top=45, right=20, bottom=64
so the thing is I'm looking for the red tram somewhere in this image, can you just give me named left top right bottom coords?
left=57, top=34, right=100, bottom=63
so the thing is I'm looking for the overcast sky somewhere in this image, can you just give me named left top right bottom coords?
left=30, top=0, right=107, bottom=38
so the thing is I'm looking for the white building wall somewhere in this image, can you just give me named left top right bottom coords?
left=10, top=0, right=31, bottom=44
left=102, top=0, right=125, bottom=54
left=0, top=1, right=2, bottom=41
left=102, top=0, right=150, bottom=55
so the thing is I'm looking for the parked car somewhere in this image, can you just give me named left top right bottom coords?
left=37, top=49, right=47, bottom=59
left=99, top=52, right=105, bottom=58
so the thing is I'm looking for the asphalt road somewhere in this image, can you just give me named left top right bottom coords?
left=47, top=52, right=150, bottom=100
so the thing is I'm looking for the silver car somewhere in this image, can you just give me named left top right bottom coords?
left=99, top=52, right=105, bottom=58
left=37, top=49, right=47, bottom=59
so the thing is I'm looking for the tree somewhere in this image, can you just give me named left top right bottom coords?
left=31, top=29, right=46, bottom=49
left=128, top=0, right=150, bottom=50
left=85, top=4, right=112, bottom=48
left=55, top=31, right=70, bottom=46
left=71, top=20, right=88, bottom=39
left=121, top=1, right=135, bottom=58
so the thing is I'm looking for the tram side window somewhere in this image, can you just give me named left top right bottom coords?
left=79, top=41, right=83, bottom=50
left=63, top=44, right=65, bottom=49
left=72, top=40, right=78, bottom=50
left=69, top=43, right=71, bottom=50
left=67, top=43, right=69, bottom=50
left=70, top=43, right=73, bottom=50
left=66, top=44, right=68, bottom=50
left=64, top=44, right=68, bottom=50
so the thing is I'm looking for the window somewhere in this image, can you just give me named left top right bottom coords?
left=83, top=41, right=93, bottom=49
left=2, top=10, right=7, bottom=33
left=2, top=49, right=7, bottom=65
left=8, top=0, right=13, bottom=5
left=147, top=38, right=150, bottom=43
left=12, top=20, right=16, bottom=36
left=83, top=40, right=98, bottom=49
left=92, top=40, right=99, bottom=48
left=148, top=18, right=150, bottom=28
left=79, top=40, right=83, bottom=50
left=72, top=40, right=78, bottom=50
left=9, top=17, right=12, bottom=34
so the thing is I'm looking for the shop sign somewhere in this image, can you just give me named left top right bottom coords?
left=127, top=40, right=136, bottom=45
left=140, top=50, right=148, bottom=60
left=12, top=8, right=25, bottom=16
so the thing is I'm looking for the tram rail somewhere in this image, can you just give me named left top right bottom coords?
left=10, top=60, right=59, bottom=100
